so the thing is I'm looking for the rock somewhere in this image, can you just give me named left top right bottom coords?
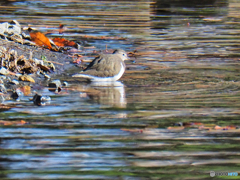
left=49, top=79, right=61, bottom=92
left=0, top=22, right=9, bottom=38
left=44, top=74, right=51, bottom=79
left=11, top=90, right=23, bottom=100
left=10, top=79, right=19, bottom=85
left=8, top=20, right=21, bottom=36
left=63, top=81, right=68, bottom=87
left=33, top=58, right=44, bottom=65
left=0, top=67, right=9, bottom=75
left=32, top=93, right=51, bottom=106
left=15, top=73, right=22, bottom=77
left=0, top=95, right=5, bottom=103
left=19, top=75, right=35, bottom=83
left=0, top=84, right=7, bottom=93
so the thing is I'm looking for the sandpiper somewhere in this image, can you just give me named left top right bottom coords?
left=72, top=49, right=128, bottom=82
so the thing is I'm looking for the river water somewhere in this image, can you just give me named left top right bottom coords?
left=1, top=0, right=240, bottom=179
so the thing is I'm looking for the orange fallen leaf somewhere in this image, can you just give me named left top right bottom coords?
left=19, top=86, right=31, bottom=96
left=19, top=75, right=35, bottom=83
left=52, top=37, right=78, bottom=48
left=0, top=104, right=11, bottom=110
left=0, top=120, right=27, bottom=125
left=214, top=125, right=237, bottom=130
left=30, top=31, right=52, bottom=49
left=167, top=126, right=185, bottom=130
left=183, top=122, right=203, bottom=127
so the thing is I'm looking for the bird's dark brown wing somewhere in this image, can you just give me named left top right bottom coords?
left=84, top=55, right=103, bottom=71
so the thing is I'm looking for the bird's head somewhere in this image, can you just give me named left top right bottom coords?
left=113, top=49, right=129, bottom=61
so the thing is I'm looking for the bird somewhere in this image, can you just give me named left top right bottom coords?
left=72, top=49, right=129, bottom=82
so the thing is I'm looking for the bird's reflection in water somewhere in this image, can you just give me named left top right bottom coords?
left=86, top=81, right=127, bottom=109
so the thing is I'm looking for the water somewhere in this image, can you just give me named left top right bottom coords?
left=1, top=0, right=240, bottom=179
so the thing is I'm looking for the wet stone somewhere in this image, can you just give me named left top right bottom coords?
left=0, top=95, right=4, bottom=103
left=11, top=90, right=23, bottom=100
left=44, top=74, right=51, bottom=79
left=0, top=67, right=9, bottom=75
left=10, top=79, right=19, bottom=85
left=32, top=93, right=51, bottom=106
left=8, top=20, right=21, bottom=36
left=63, top=81, right=68, bottom=87
left=49, top=79, right=62, bottom=92
left=0, top=84, right=7, bottom=93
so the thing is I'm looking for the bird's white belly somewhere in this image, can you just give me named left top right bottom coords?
left=77, top=63, right=125, bottom=82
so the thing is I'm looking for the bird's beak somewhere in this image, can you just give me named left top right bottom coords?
left=125, top=54, right=130, bottom=60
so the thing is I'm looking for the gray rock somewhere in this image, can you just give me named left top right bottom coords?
left=49, top=80, right=61, bottom=92
left=63, top=81, right=68, bottom=87
left=0, top=67, right=9, bottom=75
left=10, top=79, right=19, bottom=85
left=0, top=95, right=4, bottom=103
left=32, top=93, right=51, bottom=106
left=0, top=84, right=7, bottom=93
left=44, top=74, right=51, bottom=79
left=11, top=90, right=23, bottom=100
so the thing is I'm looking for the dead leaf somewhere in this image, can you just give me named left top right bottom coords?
left=0, top=120, right=27, bottom=125
left=214, top=125, right=237, bottom=130
left=37, top=64, right=51, bottom=72
left=52, top=37, right=78, bottom=48
left=30, top=31, right=52, bottom=49
left=19, top=86, right=31, bottom=96
left=167, top=126, right=185, bottom=130
left=19, top=75, right=35, bottom=83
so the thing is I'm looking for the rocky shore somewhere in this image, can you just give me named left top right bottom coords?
left=0, top=35, right=77, bottom=105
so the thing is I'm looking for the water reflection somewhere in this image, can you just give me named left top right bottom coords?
left=153, top=0, right=228, bottom=10
left=85, top=81, right=127, bottom=108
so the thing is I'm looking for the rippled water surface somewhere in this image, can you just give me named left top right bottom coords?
left=1, top=0, right=240, bottom=179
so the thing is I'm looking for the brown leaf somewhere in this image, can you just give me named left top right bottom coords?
left=0, top=120, right=27, bottom=126
left=214, top=125, right=237, bottom=130
left=37, top=64, right=51, bottom=72
left=167, top=126, right=185, bottom=130
left=30, top=31, right=52, bottom=49
left=19, top=86, right=31, bottom=96
left=52, top=37, right=78, bottom=48
left=19, top=75, right=35, bottom=83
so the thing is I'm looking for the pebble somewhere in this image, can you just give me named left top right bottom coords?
left=0, top=95, right=5, bottom=103
left=11, top=90, right=23, bottom=100
left=32, top=93, right=51, bottom=106
left=44, top=74, right=51, bottom=79
left=48, top=79, right=61, bottom=92
left=63, top=81, right=68, bottom=87
left=0, top=84, right=7, bottom=93
left=0, top=67, right=9, bottom=75
left=10, top=79, right=19, bottom=85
